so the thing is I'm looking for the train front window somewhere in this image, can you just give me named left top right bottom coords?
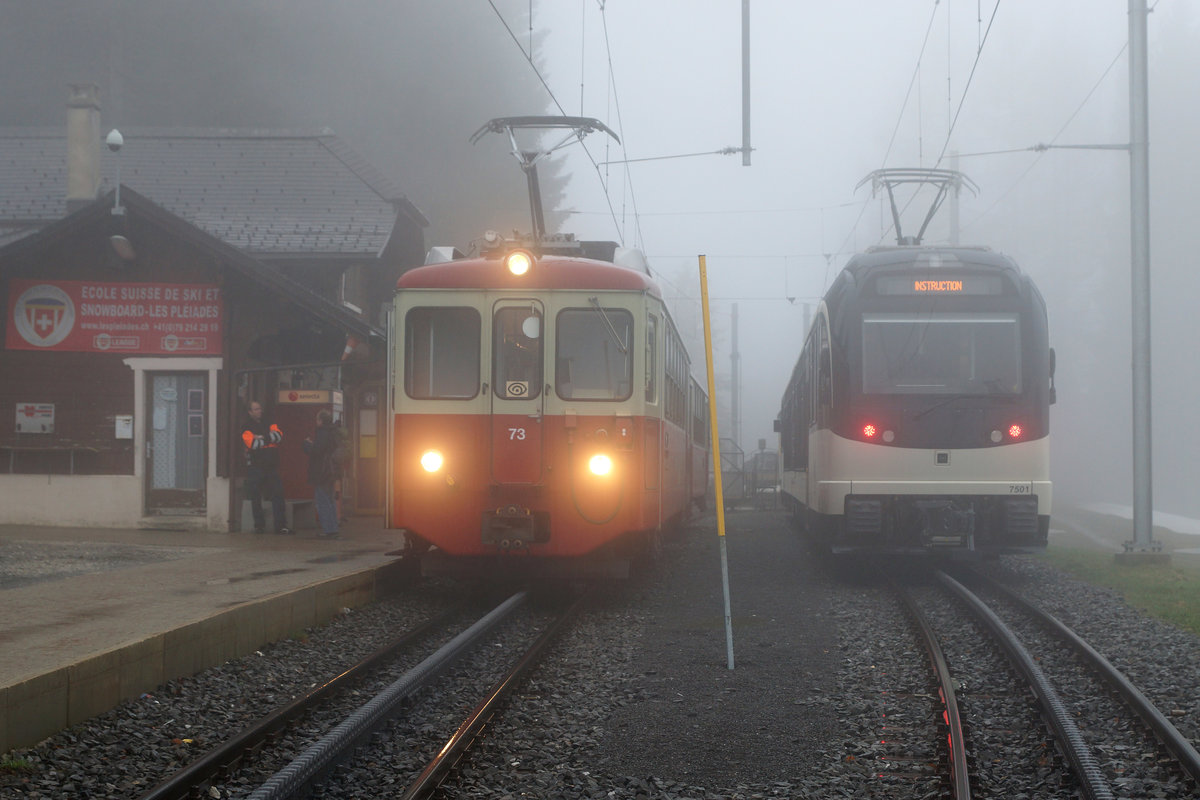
left=862, top=312, right=1021, bottom=395
left=405, top=307, right=480, bottom=399
left=556, top=307, right=633, bottom=400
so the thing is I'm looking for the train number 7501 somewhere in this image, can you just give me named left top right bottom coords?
left=1008, top=484, right=1031, bottom=494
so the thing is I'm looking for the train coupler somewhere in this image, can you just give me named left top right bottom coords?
left=481, top=505, right=550, bottom=548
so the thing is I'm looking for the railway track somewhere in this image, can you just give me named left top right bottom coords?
left=883, top=564, right=1200, bottom=799
left=950, top=567, right=1200, bottom=796
left=136, top=587, right=588, bottom=800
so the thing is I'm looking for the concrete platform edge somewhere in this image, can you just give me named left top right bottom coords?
left=2, top=558, right=408, bottom=755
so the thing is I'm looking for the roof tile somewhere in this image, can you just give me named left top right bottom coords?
left=0, top=128, right=414, bottom=257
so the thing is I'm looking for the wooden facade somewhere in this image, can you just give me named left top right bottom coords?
left=0, top=189, right=394, bottom=530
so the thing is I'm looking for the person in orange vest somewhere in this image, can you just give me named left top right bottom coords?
left=241, top=401, right=290, bottom=534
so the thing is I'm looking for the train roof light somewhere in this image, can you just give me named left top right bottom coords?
left=505, top=249, right=535, bottom=276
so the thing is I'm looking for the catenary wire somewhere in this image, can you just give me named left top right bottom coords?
left=960, top=35, right=1130, bottom=233
left=934, top=0, right=1001, bottom=167
left=487, top=0, right=625, bottom=243
left=599, top=2, right=647, bottom=252
left=881, top=0, right=944, bottom=168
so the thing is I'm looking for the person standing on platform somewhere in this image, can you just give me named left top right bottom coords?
left=303, top=408, right=340, bottom=539
left=331, top=416, right=350, bottom=522
left=241, top=401, right=290, bottom=534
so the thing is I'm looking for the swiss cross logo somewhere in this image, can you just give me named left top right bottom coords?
left=13, top=284, right=75, bottom=347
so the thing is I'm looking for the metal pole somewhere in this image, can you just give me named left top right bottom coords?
left=742, top=0, right=751, bottom=166
left=731, top=303, right=740, bottom=449
left=700, top=255, right=735, bottom=670
left=1126, top=0, right=1156, bottom=553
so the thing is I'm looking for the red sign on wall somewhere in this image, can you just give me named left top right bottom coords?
left=5, top=279, right=223, bottom=354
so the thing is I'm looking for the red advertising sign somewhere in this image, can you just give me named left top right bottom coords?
left=6, top=280, right=223, bottom=354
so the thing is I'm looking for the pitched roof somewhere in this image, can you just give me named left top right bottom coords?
left=0, top=186, right=383, bottom=343
left=0, top=127, right=427, bottom=255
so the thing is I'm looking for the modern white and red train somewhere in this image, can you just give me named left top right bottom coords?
left=386, top=234, right=709, bottom=577
left=776, top=245, right=1055, bottom=556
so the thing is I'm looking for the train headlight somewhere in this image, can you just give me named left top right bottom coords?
left=588, top=453, right=613, bottom=476
left=505, top=249, right=535, bottom=276
left=420, top=449, right=444, bottom=473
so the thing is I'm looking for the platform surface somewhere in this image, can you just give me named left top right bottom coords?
left=0, top=518, right=409, bottom=753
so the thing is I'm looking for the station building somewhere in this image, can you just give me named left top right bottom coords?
left=0, top=85, right=427, bottom=530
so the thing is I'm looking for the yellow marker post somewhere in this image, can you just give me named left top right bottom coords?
left=699, top=255, right=735, bottom=670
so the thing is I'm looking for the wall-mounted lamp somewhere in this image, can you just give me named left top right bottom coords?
left=109, top=234, right=136, bottom=261
left=106, top=128, right=125, bottom=216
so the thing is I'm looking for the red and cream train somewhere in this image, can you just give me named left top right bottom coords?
left=386, top=235, right=709, bottom=576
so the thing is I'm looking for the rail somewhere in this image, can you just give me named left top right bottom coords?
left=969, top=569, right=1200, bottom=786
left=137, top=602, right=460, bottom=800
left=888, top=577, right=971, bottom=799
left=935, top=571, right=1115, bottom=800
left=400, top=588, right=590, bottom=799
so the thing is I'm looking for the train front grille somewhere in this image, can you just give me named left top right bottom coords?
left=846, top=499, right=883, bottom=535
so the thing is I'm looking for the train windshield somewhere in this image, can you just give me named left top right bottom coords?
left=861, top=312, right=1021, bottom=395
left=405, top=307, right=481, bottom=399
left=556, top=307, right=633, bottom=400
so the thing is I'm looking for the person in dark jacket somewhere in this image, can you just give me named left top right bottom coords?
left=302, top=408, right=340, bottom=538
left=241, top=401, right=289, bottom=534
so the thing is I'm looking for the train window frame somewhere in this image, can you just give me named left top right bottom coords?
left=555, top=306, right=635, bottom=401
left=403, top=306, right=481, bottom=400
left=861, top=311, right=1022, bottom=395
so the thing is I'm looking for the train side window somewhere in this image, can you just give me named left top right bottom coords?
left=645, top=315, right=657, bottom=403
left=819, top=354, right=832, bottom=406
left=405, top=307, right=480, bottom=399
left=816, top=323, right=832, bottom=412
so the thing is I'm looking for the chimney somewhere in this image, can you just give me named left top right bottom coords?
left=66, top=83, right=102, bottom=213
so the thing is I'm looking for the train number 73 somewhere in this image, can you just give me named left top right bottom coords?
left=508, top=427, right=527, bottom=441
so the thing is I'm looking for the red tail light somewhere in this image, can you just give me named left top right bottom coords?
left=1008, top=424, right=1023, bottom=439
left=863, top=423, right=878, bottom=439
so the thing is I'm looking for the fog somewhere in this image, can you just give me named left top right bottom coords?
left=0, top=0, right=568, bottom=246
left=3, top=2, right=1198, bottom=517
left=524, top=1, right=1200, bottom=518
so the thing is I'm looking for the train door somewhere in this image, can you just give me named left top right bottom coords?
left=490, top=300, right=545, bottom=484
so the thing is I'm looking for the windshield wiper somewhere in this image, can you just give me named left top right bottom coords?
left=913, top=395, right=969, bottom=419
left=913, top=380, right=1010, bottom=418
left=588, top=296, right=628, bottom=354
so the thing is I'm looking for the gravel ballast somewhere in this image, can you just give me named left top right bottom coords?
left=3, top=509, right=1199, bottom=798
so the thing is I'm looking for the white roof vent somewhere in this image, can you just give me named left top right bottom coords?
left=612, top=247, right=650, bottom=274
left=425, top=246, right=465, bottom=265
